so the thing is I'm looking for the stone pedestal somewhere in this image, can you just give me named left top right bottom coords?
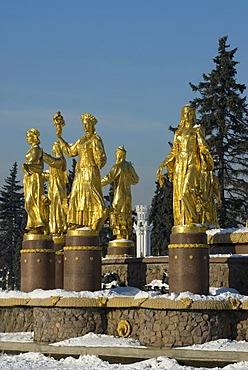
left=21, top=234, right=55, bottom=292
left=64, top=229, right=101, bottom=291
left=106, top=239, right=135, bottom=258
left=53, top=236, right=65, bottom=289
left=168, top=225, right=209, bottom=295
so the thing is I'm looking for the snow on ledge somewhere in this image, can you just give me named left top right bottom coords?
left=0, top=286, right=247, bottom=304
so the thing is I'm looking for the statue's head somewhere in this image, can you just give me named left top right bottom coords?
left=26, top=127, right=40, bottom=145
left=81, top=113, right=98, bottom=134
left=115, top=145, right=126, bottom=163
left=180, top=105, right=196, bottom=127
left=52, top=141, right=63, bottom=157
left=81, top=113, right=97, bottom=125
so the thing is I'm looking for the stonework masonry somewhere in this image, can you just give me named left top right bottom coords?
left=33, top=307, right=106, bottom=342
left=2, top=297, right=248, bottom=347
left=0, top=307, right=33, bottom=332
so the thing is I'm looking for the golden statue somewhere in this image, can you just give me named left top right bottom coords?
left=157, top=105, right=215, bottom=227
left=101, top=146, right=139, bottom=239
left=43, top=141, right=68, bottom=236
left=56, top=112, right=107, bottom=230
left=22, top=128, right=49, bottom=234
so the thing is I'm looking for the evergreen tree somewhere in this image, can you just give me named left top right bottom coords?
left=190, top=36, right=248, bottom=228
left=149, top=177, right=173, bottom=256
left=67, top=158, right=77, bottom=194
left=100, top=182, right=114, bottom=256
left=0, top=163, right=25, bottom=289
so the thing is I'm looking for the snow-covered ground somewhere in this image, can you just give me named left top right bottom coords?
left=0, top=352, right=210, bottom=370
left=1, top=332, right=248, bottom=369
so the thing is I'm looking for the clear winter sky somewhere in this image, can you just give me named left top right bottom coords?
left=1, top=0, right=248, bottom=206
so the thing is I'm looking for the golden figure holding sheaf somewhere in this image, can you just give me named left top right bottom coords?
left=56, top=112, right=107, bottom=231
left=101, top=146, right=139, bottom=240
left=22, top=128, right=49, bottom=234
left=157, top=105, right=217, bottom=227
left=43, top=140, right=68, bottom=236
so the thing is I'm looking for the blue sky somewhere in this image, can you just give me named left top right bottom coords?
left=1, top=0, right=248, bottom=205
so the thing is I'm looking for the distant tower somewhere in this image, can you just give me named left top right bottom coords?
left=134, top=205, right=153, bottom=257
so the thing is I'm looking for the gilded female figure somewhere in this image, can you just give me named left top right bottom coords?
left=43, top=141, right=68, bottom=236
left=56, top=113, right=107, bottom=230
left=22, top=128, right=49, bottom=234
left=157, top=105, right=214, bottom=226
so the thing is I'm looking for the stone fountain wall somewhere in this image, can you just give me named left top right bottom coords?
left=2, top=296, right=248, bottom=347
left=1, top=229, right=248, bottom=347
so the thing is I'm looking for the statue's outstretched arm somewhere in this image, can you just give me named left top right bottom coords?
left=57, top=137, right=79, bottom=157
left=101, top=166, right=116, bottom=187
left=156, top=151, right=175, bottom=186
left=43, top=152, right=64, bottom=169
left=156, top=159, right=167, bottom=185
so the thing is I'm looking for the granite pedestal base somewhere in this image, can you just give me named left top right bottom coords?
left=53, top=236, right=65, bottom=289
left=64, top=229, right=102, bottom=291
left=21, top=234, right=55, bottom=292
left=168, top=226, right=209, bottom=295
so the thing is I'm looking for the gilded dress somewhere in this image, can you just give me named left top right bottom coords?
left=43, top=152, right=68, bottom=235
left=23, top=145, right=48, bottom=233
left=59, top=133, right=107, bottom=230
left=163, top=125, right=213, bottom=226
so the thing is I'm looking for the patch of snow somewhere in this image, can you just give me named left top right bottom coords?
left=171, top=288, right=244, bottom=302
left=0, top=332, right=33, bottom=342
left=210, top=254, right=248, bottom=258
left=76, top=227, right=92, bottom=230
left=0, top=286, right=142, bottom=300
left=0, top=351, right=248, bottom=369
left=182, top=339, right=248, bottom=352
left=109, top=239, right=134, bottom=243
left=133, top=290, right=150, bottom=299
left=2, top=283, right=248, bottom=305
left=1, top=285, right=248, bottom=303
left=207, top=227, right=248, bottom=236
left=51, top=332, right=144, bottom=347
